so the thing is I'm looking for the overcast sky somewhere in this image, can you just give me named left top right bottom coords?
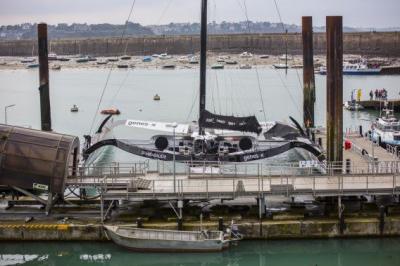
left=0, top=0, right=399, bottom=28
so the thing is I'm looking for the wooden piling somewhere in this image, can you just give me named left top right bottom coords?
left=326, top=16, right=343, bottom=163
left=37, top=23, right=52, bottom=131
left=302, top=16, right=315, bottom=128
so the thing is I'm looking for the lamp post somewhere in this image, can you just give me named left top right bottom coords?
left=4, top=104, right=16, bottom=124
left=172, top=122, right=178, bottom=193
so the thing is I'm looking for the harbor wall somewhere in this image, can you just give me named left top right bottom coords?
left=0, top=32, right=399, bottom=57
left=1, top=217, right=400, bottom=241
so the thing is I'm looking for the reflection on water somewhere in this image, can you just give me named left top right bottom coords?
left=1, top=238, right=400, bottom=266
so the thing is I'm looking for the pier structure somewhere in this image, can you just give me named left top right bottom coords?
left=302, top=16, right=315, bottom=128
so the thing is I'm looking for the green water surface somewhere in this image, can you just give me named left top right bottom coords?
left=1, top=238, right=400, bottom=266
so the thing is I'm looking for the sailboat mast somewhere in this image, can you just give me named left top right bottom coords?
left=199, top=0, right=207, bottom=135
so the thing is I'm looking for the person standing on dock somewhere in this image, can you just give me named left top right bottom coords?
left=357, top=89, right=362, bottom=102
left=369, top=90, right=373, bottom=100
left=375, top=89, right=378, bottom=100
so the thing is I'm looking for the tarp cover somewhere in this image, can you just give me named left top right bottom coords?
left=199, top=110, right=262, bottom=134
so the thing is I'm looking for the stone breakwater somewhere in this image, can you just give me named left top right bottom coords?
left=1, top=32, right=399, bottom=57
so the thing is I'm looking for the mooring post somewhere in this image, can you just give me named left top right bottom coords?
left=37, top=23, right=52, bottom=131
left=302, top=16, right=315, bottom=128
left=379, top=205, right=385, bottom=234
left=326, top=16, right=343, bottom=165
left=338, top=196, right=345, bottom=234
left=218, top=217, right=224, bottom=231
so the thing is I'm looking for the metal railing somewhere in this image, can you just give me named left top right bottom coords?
left=69, top=160, right=400, bottom=180
left=101, top=173, right=400, bottom=200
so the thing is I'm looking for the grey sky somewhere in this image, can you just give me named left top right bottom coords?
left=0, top=0, right=399, bottom=28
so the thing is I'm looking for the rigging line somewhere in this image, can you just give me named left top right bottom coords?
left=273, top=68, right=302, bottom=115
left=109, top=68, right=132, bottom=106
left=88, top=0, right=137, bottom=134
left=273, top=0, right=286, bottom=32
left=242, top=0, right=268, bottom=122
left=185, top=70, right=199, bottom=122
left=156, top=0, right=174, bottom=26
left=214, top=70, right=222, bottom=114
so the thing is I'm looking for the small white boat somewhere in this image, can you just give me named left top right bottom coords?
left=273, top=63, right=288, bottom=69
left=104, top=225, right=240, bottom=252
left=120, top=55, right=132, bottom=60
left=371, top=106, right=400, bottom=146
left=159, top=53, right=172, bottom=60
left=279, top=54, right=293, bottom=61
left=51, top=64, right=61, bottom=70
left=97, top=59, right=109, bottom=65
left=239, top=64, right=252, bottom=69
left=211, top=64, right=224, bottom=69
left=48, top=53, right=58, bottom=60
left=21, top=57, right=35, bottom=63
left=70, top=104, right=79, bottom=112
left=189, top=57, right=199, bottom=64
left=344, top=101, right=364, bottom=111
left=239, top=52, right=253, bottom=58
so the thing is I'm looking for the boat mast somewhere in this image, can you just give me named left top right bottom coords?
left=199, top=0, right=207, bottom=135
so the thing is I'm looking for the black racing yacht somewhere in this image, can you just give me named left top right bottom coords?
left=83, top=0, right=324, bottom=164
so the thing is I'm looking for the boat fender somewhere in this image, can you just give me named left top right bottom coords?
left=361, top=149, right=368, bottom=156
left=155, top=136, right=169, bottom=151
left=239, top=137, right=253, bottom=151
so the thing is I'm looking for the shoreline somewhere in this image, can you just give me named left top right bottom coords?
left=1, top=54, right=398, bottom=71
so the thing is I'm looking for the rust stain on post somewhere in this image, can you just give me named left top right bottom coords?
left=38, top=23, right=52, bottom=131
left=302, top=16, right=315, bottom=128
left=326, top=16, right=343, bottom=163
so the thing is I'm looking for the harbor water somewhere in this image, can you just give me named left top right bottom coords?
left=1, top=238, right=400, bottom=265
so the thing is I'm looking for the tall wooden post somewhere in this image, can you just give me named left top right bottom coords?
left=326, top=16, right=343, bottom=163
left=38, top=23, right=52, bottom=131
left=198, top=0, right=207, bottom=135
left=302, top=16, right=315, bottom=128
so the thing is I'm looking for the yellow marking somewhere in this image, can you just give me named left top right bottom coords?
left=57, top=224, right=69, bottom=231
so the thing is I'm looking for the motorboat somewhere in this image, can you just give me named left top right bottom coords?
left=371, top=106, right=400, bottom=146
left=48, top=53, right=58, bottom=61
left=97, top=59, right=109, bottom=65
left=273, top=63, right=288, bottom=69
left=108, top=57, right=119, bottom=62
left=117, top=64, right=129, bottom=69
left=21, top=58, right=35, bottom=63
left=159, top=53, right=172, bottom=60
left=189, top=57, right=199, bottom=64
left=239, top=52, right=253, bottom=58
left=153, top=94, right=161, bottom=101
left=318, top=62, right=381, bottom=75
left=239, top=64, right=252, bottom=69
left=104, top=225, right=241, bottom=252
left=225, top=60, right=238, bottom=65
left=162, top=64, right=176, bottom=69
left=70, top=104, right=79, bottom=112
left=259, top=55, right=270, bottom=59
left=51, top=64, right=61, bottom=70
left=120, top=55, right=132, bottom=60
left=344, top=101, right=364, bottom=111
left=211, top=64, right=224, bottom=69
left=143, top=56, right=152, bottom=62
left=76, top=57, right=89, bottom=63
left=26, top=63, right=39, bottom=68
left=279, top=54, right=293, bottom=61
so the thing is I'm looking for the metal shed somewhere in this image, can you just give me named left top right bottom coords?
left=0, top=124, right=79, bottom=194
